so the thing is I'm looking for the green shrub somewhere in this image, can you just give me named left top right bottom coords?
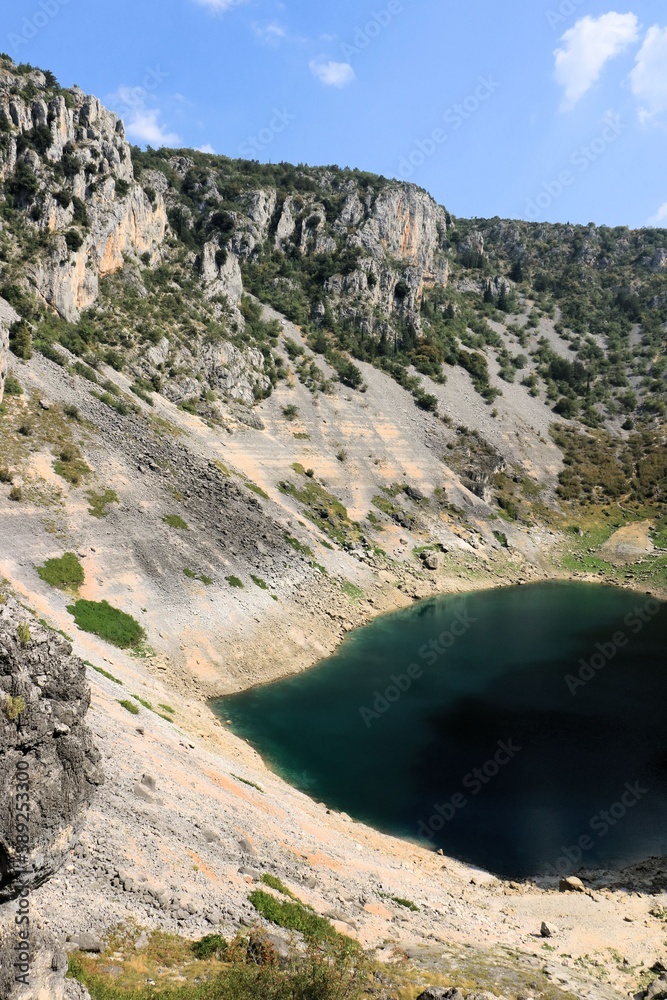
left=282, top=404, right=299, bottom=421
left=9, top=321, right=32, bottom=361
left=64, top=229, right=84, bottom=253
left=71, top=196, right=88, bottom=227
left=115, top=179, right=130, bottom=198
left=251, top=575, right=269, bottom=590
left=4, top=373, right=23, bottom=395
left=9, top=486, right=22, bottom=502
left=37, top=552, right=85, bottom=591
left=226, top=576, right=244, bottom=589
left=3, top=694, right=26, bottom=721
left=191, top=935, right=228, bottom=960
left=0, top=468, right=12, bottom=484
left=163, top=514, right=189, bottom=530
left=17, top=623, right=31, bottom=647
left=67, top=600, right=145, bottom=649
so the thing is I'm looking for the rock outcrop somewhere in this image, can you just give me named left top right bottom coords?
left=0, top=64, right=166, bottom=321
left=0, top=597, right=103, bottom=904
left=0, top=297, right=19, bottom=404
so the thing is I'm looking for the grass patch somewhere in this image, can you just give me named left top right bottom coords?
left=53, top=444, right=91, bottom=486
left=251, top=575, right=269, bottom=590
left=278, top=475, right=362, bottom=548
left=231, top=773, right=264, bottom=792
left=67, top=927, right=368, bottom=1000
left=163, top=514, right=189, bottom=530
left=246, top=482, right=269, bottom=500
left=260, top=873, right=296, bottom=898
left=158, top=704, right=175, bottom=714
left=341, top=581, right=364, bottom=602
left=284, top=534, right=313, bottom=557
left=37, top=552, right=84, bottom=591
left=184, top=568, right=213, bottom=585
left=380, top=894, right=419, bottom=911
left=67, top=599, right=145, bottom=650
left=226, top=576, right=244, bottom=589
left=89, top=663, right=123, bottom=685
left=118, top=699, right=140, bottom=715
left=87, top=488, right=119, bottom=518
left=248, top=889, right=344, bottom=943
left=17, top=622, right=31, bottom=646
left=132, top=696, right=152, bottom=710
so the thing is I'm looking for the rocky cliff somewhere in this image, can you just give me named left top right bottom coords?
left=0, top=62, right=166, bottom=322
left=0, top=596, right=103, bottom=904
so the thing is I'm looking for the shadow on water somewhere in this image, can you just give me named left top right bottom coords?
left=215, top=582, right=667, bottom=880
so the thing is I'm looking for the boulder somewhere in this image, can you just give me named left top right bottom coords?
left=559, top=876, right=585, bottom=892
left=644, top=976, right=667, bottom=1000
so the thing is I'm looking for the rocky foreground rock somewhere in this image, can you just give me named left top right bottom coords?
left=0, top=597, right=103, bottom=904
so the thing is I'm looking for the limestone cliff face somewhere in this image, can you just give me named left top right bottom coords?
left=0, top=296, right=19, bottom=403
left=0, top=598, right=103, bottom=905
left=248, top=179, right=449, bottom=332
left=0, top=66, right=167, bottom=321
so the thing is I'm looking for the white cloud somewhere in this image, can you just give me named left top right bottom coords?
left=191, top=0, right=245, bottom=13
left=629, top=25, right=667, bottom=121
left=110, top=87, right=181, bottom=147
left=648, top=201, right=667, bottom=225
left=309, top=59, right=355, bottom=88
left=253, top=21, right=288, bottom=44
left=197, top=144, right=216, bottom=154
left=555, top=12, right=640, bottom=109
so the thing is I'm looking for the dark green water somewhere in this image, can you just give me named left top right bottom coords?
left=216, top=582, right=667, bottom=878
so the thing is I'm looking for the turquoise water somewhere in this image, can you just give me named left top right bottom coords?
left=216, top=583, right=667, bottom=878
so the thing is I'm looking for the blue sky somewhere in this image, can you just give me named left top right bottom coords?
left=5, top=0, right=667, bottom=228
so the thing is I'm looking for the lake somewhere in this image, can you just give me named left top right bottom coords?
left=215, top=582, right=667, bottom=878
